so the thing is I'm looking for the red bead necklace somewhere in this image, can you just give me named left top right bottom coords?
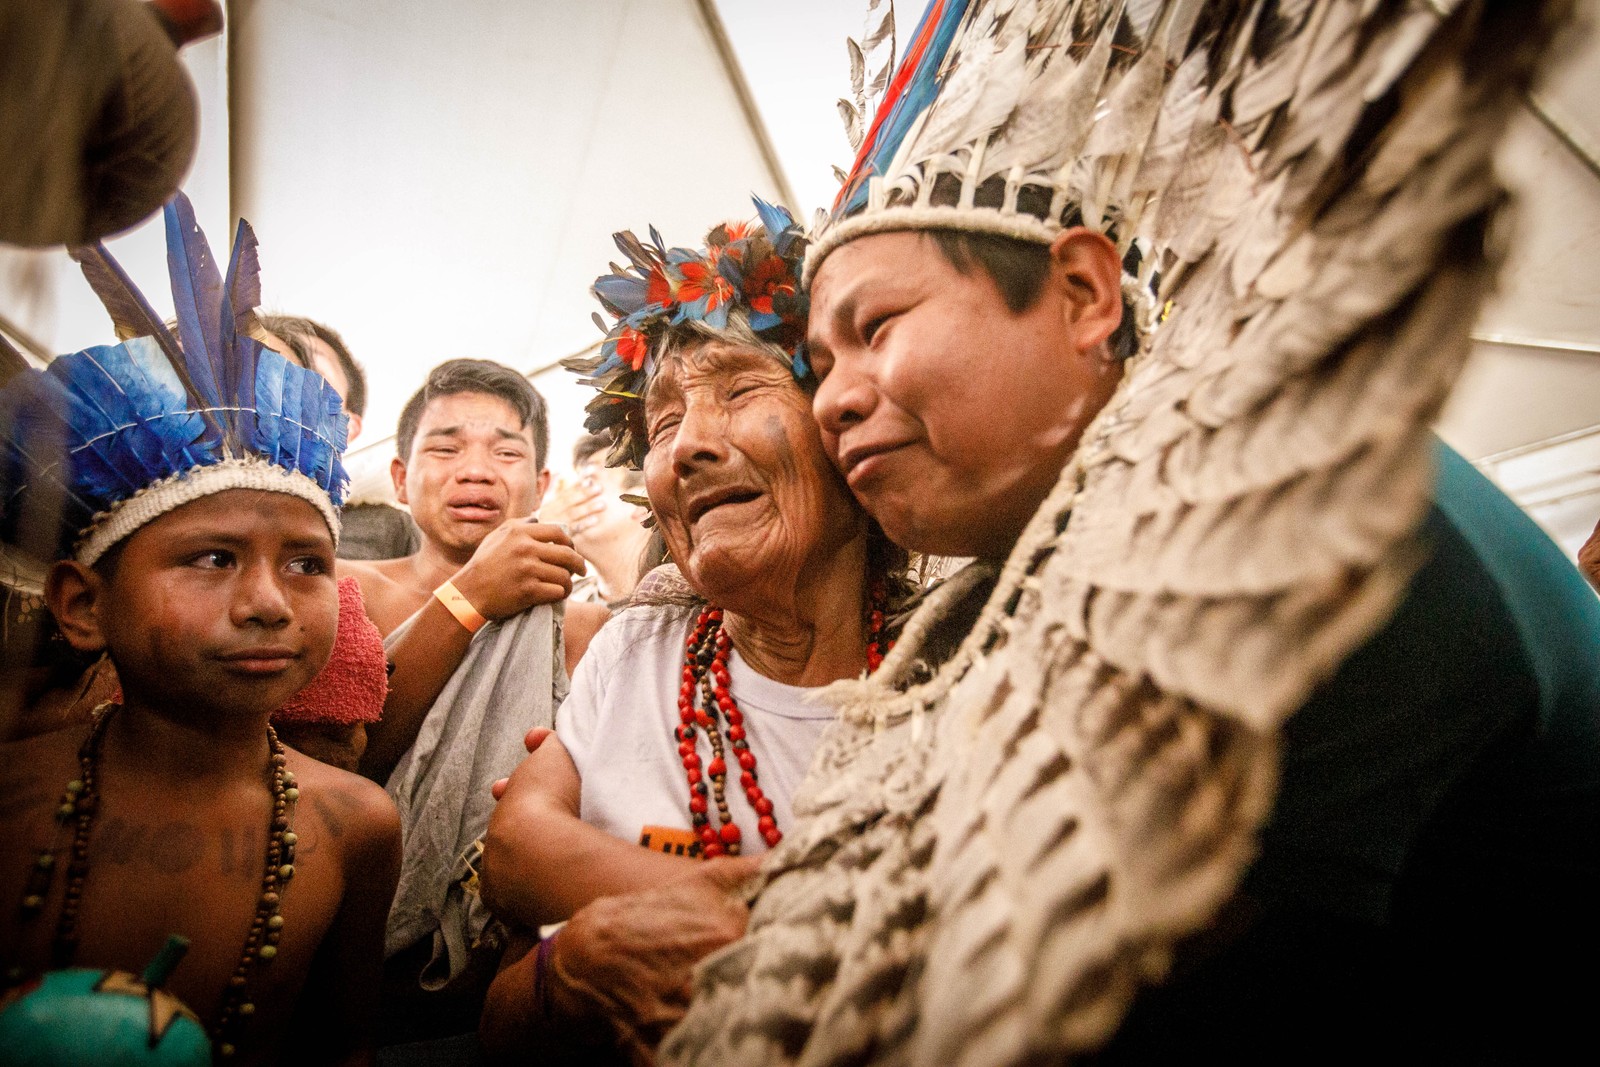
left=677, top=580, right=892, bottom=858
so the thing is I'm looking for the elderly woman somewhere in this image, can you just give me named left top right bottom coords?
left=478, top=202, right=905, bottom=1060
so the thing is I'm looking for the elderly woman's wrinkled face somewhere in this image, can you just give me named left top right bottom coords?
left=644, top=342, right=864, bottom=605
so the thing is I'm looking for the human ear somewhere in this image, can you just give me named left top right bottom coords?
left=535, top=468, right=552, bottom=508
left=345, top=411, right=364, bottom=445
left=1048, top=228, right=1124, bottom=351
left=45, top=561, right=108, bottom=654
left=391, top=456, right=409, bottom=506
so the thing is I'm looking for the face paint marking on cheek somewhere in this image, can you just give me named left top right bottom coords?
left=762, top=414, right=802, bottom=483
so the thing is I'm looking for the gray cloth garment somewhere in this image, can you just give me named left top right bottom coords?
left=382, top=601, right=569, bottom=987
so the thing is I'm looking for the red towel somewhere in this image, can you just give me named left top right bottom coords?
left=273, top=576, right=387, bottom=726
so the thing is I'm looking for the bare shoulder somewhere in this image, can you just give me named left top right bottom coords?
left=564, top=601, right=611, bottom=672
left=0, top=724, right=85, bottom=823
left=336, top=556, right=425, bottom=636
left=286, top=750, right=400, bottom=870
left=0, top=725, right=92, bottom=958
left=0, top=723, right=85, bottom=786
left=336, top=556, right=408, bottom=597
left=334, top=558, right=387, bottom=617
left=334, top=556, right=382, bottom=587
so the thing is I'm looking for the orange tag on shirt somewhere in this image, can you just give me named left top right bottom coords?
left=639, top=825, right=701, bottom=858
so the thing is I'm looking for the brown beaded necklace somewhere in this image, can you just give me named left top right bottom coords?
left=14, top=702, right=298, bottom=1061
left=676, top=579, right=893, bottom=857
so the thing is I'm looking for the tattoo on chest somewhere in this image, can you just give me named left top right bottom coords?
left=20, top=789, right=351, bottom=882
left=309, top=790, right=358, bottom=839
left=217, top=826, right=263, bottom=877
left=92, top=817, right=178, bottom=869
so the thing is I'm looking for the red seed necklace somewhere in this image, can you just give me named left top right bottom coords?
left=676, top=580, right=892, bottom=857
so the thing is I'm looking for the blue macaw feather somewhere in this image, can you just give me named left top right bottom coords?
left=18, top=378, right=92, bottom=480
left=623, top=307, right=661, bottom=330
left=68, top=242, right=213, bottom=437
left=291, top=367, right=322, bottom=480
left=277, top=363, right=305, bottom=473
left=0, top=377, right=96, bottom=547
left=163, top=195, right=226, bottom=407
left=50, top=349, right=152, bottom=497
left=325, top=388, right=350, bottom=490
left=119, top=338, right=208, bottom=471
left=252, top=351, right=286, bottom=460
left=50, top=340, right=216, bottom=500
left=261, top=350, right=290, bottom=465
left=55, top=425, right=142, bottom=514
left=593, top=274, right=651, bottom=316
left=221, top=219, right=262, bottom=426
left=225, top=219, right=262, bottom=334
left=128, top=343, right=208, bottom=476
left=12, top=380, right=111, bottom=514
left=116, top=338, right=191, bottom=417
left=716, top=254, right=747, bottom=293
left=751, top=196, right=797, bottom=252
left=748, top=310, right=782, bottom=332
left=326, top=394, right=349, bottom=497
left=612, top=232, right=664, bottom=275
left=317, top=384, right=348, bottom=494
left=671, top=297, right=702, bottom=325
left=703, top=301, right=731, bottom=330
left=305, top=372, right=335, bottom=485
left=294, top=370, right=323, bottom=488
left=791, top=342, right=811, bottom=380
left=229, top=335, right=265, bottom=451
left=839, top=0, right=972, bottom=216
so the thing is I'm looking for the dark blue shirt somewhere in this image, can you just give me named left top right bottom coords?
left=1102, top=442, right=1600, bottom=1060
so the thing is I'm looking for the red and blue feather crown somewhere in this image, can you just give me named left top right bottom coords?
left=565, top=197, right=809, bottom=469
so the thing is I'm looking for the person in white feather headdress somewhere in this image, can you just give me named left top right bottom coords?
left=660, top=1, right=1600, bottom=1064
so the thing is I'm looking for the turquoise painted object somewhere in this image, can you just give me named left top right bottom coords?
left=0, top=936, right=211, bottom=1065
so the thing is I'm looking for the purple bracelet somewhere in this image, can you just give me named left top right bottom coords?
left=534, top=930, right=559, bottom=1021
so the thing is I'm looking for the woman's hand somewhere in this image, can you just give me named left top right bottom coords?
left=546, top=857, right=761, bottom=1063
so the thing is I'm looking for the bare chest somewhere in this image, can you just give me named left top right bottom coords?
left=0, top=771, right=347, bottom=1041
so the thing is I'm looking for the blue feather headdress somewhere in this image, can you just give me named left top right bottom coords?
left=0, top=193, right=348, bottom=565
left=564, top=196, right=809, bottom=469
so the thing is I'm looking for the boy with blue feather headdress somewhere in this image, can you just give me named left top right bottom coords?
left=0, top=193, right=401, bottom=1064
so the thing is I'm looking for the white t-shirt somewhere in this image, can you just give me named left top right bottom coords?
left=557, top=605, right=835, bottom=858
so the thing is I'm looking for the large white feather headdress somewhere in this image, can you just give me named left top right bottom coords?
left=810, top=0, right=1212, bottom=283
